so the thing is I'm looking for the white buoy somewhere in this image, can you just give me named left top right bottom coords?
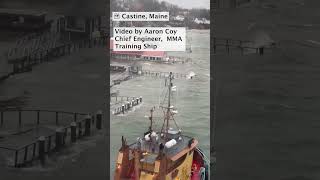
left=171, top=86, right=177, bottom=92
left=145, top=133, right=150, bottom=141
left=165, top=139, right=177, bottom=148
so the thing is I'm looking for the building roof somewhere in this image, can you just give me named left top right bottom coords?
left=141, top=51, right=165, bottom=58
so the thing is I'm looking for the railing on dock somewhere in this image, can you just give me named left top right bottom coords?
left=0, top=109, right=103, bottom=168
left=111, top=96, right=143, bottom=115
left=1, top=36, right=107, bottom=82
left=212, top=37, right=276, bottom=55
left=131, top=70, right=191, bottom=79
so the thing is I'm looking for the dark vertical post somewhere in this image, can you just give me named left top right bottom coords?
left=259, top=47, right=264, bottom=55
left=37, top=110, right=40, bottom=125
left=85, top=115, right=91, bottom=136
left=38, top=136, right=45, bottom=165
left=56, top=112, right=59, bottom=125
left=55, top=128, right=63, bottom=151
left=74, top=113, right=77, bottom=122
left=1, top=111, right=3, bottom=126
left=47, top=136, right=51, bottom=152
left=46, top=50, right=49, bottom=61
left=15, top=150, right=18, bottom=167
left=96, top=110, right=102, bottom=130
left=226, top=39, right=230, bottom=53
left=71, top=122, right=77, bottom=142
left=91, top=114, right=95, bottom=124
left=78, top=122, right=82, bottom=138
left=122, top=105, right=125, bottom=114
left=32, top=143, right=36, bottom=159
left=23, top=146, right=28, bottom=164
left=63, top=128, right=67, bottom=145
left=213, top=38, right=216, bottom=54
left=19, top=110, right=22, bottom=127
left=139, top=96, right=142, bottom=103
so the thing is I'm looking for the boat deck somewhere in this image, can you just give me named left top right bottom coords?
left=129, top=134, right=195, bottom=163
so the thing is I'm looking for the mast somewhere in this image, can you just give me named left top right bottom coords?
left=159, top=72, right=180, bottom=140
left=165, top=72, right=173, bottom=141
left=149, top=107, right=154, bottom=132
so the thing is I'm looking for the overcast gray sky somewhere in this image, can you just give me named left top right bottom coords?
left=160, top=0, right=210, bottom=9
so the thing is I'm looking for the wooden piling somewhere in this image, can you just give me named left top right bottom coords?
left=1, top=111, right=3, bottom=126
left=56, top=112, right=59, bottom=125
left=14, top=150, right=18, bottom=167
left=32, top=143, right=36, bottom=159
left=85, top=115, right=91, bottom=136
left=19, top=110, right=22, bottom=127
left=74, top=113, right=77, bottom=122
left=71, top=122, right=77, bottom=142
left=47, top=136, right=51, bottom=152
left=38, top=136, right=45, bottom=165
left=78, top=122, right=82, bottom=138
left=96, top=110, right=102, bottom=130
left=259, top=47, right=264, bottom=55
left=37, top=110, right=40, bottom=125
left=23, top=146, right=28, bottom=164
left=55, top=128, right=63, bottom=151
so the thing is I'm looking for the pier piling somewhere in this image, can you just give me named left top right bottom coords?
left=71, top=122, right=77, bottom=143
left=78, top=122, right=82, bottom=138
left=55, top=128, right=63, bottom=151
left=96, top=110, right=102, bottom=130
left=38, top=136, right=46, bottom=165
left=85, top=115, right=91, bottom=136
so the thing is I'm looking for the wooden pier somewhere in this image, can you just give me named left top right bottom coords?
left=0, top=35, right=107, bottom=82
left=212, top=37, right=276, bottom=55
left=0, top=109, right=103, bottom=168
left=130, top=70, right=192, bottom=80
left=111, top=96, right=143, bottom=115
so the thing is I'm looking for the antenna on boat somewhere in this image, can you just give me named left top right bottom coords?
left=149, top=106, right=155, bottom=132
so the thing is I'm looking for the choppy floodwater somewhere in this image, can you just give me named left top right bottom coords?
left=110, top=30, right=210, bottom=176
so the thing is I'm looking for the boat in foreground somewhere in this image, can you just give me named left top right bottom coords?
left=114, top=72, right=209, bottom=180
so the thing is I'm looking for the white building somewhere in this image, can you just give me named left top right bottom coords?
left=194, top=18, right=210, bottom=25
left=174, top=15, right=185, bottom=21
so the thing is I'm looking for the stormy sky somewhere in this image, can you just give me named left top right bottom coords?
left=160, top=0, right=210, bottom=9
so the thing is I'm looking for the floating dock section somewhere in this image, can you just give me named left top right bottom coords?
left=112, top=96, right=142, bottom=115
